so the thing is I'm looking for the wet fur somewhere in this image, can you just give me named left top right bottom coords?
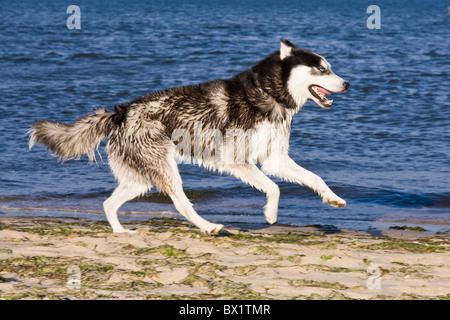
left=28, top=39, right=348, bottom=234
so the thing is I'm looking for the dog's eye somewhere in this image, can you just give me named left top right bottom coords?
left=318, top=66, right=326, bottom=73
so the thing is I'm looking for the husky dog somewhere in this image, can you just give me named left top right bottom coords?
left=29, top=39, right=349, bottom=234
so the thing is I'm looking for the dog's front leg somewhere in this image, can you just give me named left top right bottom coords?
left=221, top=164, right=280, bottom=224
left=261, top=156, right=346, bottom=208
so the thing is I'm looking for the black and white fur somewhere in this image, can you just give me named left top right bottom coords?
left=29, top=39, right=349, bottom=234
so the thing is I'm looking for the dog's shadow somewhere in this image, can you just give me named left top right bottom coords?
left=217, top=222, right=343, bottom=238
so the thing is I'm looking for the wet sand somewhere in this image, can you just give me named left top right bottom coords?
left=0, top=216, right=448, bottom=300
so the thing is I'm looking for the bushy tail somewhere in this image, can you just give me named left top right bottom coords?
left=28, top=108, right=116, bottom=162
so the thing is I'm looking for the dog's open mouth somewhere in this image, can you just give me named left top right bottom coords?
left=309, top=85, right=333, bottom=108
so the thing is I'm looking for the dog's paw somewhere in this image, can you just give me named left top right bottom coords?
left=265, top=214, right=277, bottom=225
left=326, top=198, right=346, bottom=208
left=264, top=202, right=278, bottom=225
left=201, top=223, right=224, bottom=235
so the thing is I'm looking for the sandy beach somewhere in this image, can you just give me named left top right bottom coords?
left=0, top=215, right=448, bottom=300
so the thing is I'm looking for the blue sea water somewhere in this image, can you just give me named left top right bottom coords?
left=0, top=0, right=449, bottom=232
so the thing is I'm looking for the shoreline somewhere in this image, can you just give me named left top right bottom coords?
left=0, top=215, right=448, bottom=300
left=1, top=205, right=449, bottom=234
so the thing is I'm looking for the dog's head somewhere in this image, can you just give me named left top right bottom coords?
left=280, top=39, right=349, bottom=109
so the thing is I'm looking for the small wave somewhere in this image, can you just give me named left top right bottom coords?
left=0, top=188, right=237, bottom=206
left=0, top=205, right=174, bottom=217
left=329, top=185, right=450, bottom=209
left=136, top=187, right=251, bottom=203
left=3, top=185, right=449, bottom=210
left=385, top=191, right=450, bottom=209
left=4, top=56, right=35, bottom=63
left=0, top=205, right=103, bottom=215
left=69, top=53, right=104, bottom=59
left=428, top=193, right=450, bottom=208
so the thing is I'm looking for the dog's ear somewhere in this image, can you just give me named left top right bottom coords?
left=280, top=39, right=296, bottom=60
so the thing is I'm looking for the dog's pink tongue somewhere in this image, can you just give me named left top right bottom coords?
left=316, top=86, right=331, bottom=96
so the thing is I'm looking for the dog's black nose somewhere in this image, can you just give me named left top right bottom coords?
left=343, top=81, right=350, bottom=90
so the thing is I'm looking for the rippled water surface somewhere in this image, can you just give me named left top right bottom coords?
left=1, top=0, right=449, bottom=232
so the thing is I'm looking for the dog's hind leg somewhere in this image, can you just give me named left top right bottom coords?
left=221, top=164, right=280, bottom=224
left=103, top=182, right=148, bottom=233
left=106, top=123, right=222, bottom=234
left=168, top=187, right=224, bottom=234
left=158, top=156, right=224, bottom=234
